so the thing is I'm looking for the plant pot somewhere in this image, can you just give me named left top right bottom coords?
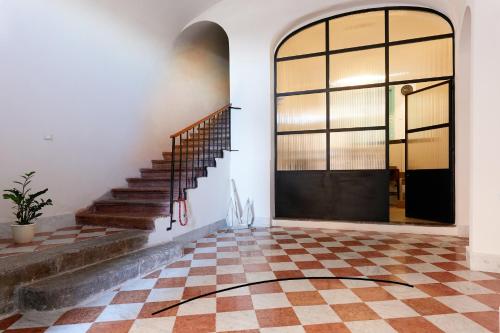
left=11, top=223, right=36, bottom=244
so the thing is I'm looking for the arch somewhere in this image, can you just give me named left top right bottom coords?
left=273, top=7, right=455, bottom=224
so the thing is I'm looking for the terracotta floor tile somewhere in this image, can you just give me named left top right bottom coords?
left=87, top=320, right=133, bottom=333
left=425, top=272, right=466, bottom=283
left=312, top=253, right=339, bottom=260
left=193, top=253, right=217, bottom=260
left=216, top=295, right=253, bottom=312
left=172, top=314, right=215, bottom=333
left=464, top=311, right=499, bottom=333
left=286, top=291, right=326, bottom=306
left=476, top=279, right=500, bottom=293
left=249, top=281, right=283, bottom=294
left=383, top=265, right=417, bottom=274
left=352, top=287, right=396, bottom=302
left=255, top=307, right=300, bottom=328
left=138, top=300, right=179, bottom=318
left=329, top=267, right=363, bottom=276
left=243, top=263, right=271, bottom=272
left=111, top=290, right=150, bottom=304
left=217, top=258, right=242, bottom=266
left=304, top=322, right=351, bottom=333
left=218, top=246, right=239, bottom=252
left=189, top=266, right=216, bottom=276
left=168, top=260, right=191, bottom=268
left=331, top=303, right=380, bottom=321
left=358, top=251, right=384, bottom=258
left=470, top=293, right=500, bottom=309
left=196, top=242, right=216, bottom=248
left=432, top=262, right=468, bottom=271
left=416, top=283, right=461, bottom=297
left=310, top=279, right=346, bottom=290
left=295, top=261, right=324, bottom=269
left=266, top=255, right=291, bottom=263
left=284, top=248, right=308, bottom=255
left=155, top=277, right=187, bottom=289
left=0, top=314, right=22, bottom=330
left=387, top=317, right=444, bottom=333
left=274, top=270, right=305, bottom=279
left=217, top=273, right=247, bottom=284
left=54, top=306, right=105, bottom=324
left=345, top=258, right=376, bottom=267
left=302, top=242, right=322, bottom=248
left=392, top=256, right=425, bottom=264
left=403, top=297, right=455, bottom=315
left=183, top=285, right=216, bottom=299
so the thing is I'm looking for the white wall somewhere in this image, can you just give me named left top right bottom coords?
left=192, top=0, right=471, bottom=229
left=0, top=0, right=227, bottom=223
left=468, top=0, right=500, bottom=272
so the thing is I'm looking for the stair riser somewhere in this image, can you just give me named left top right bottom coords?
left=112, top=191, right=170, bottom=200
left=93, top=204, right=169, bottom=215
left=127, top=179, right=195, bottom=188
left=76, top=215, right=154, bottom=230
left=142, top=170, right=205, bottom=178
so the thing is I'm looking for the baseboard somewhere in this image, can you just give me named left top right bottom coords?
left=0, top=213, right=75, bottom=239
left=273, top=219, right=459, bottom=236
left=252, top=216, right=271, bottom=227
left=173, top=219, right=227, bottom=245
left=468, top=248, right=500, bottom=273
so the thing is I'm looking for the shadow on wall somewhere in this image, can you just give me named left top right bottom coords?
left=150, top=21, right=230, bottom=137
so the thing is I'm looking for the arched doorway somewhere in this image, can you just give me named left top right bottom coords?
left=274, top=7, right=454, bottom=224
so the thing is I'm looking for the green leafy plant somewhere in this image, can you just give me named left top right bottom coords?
left=2, top=172, right=53, bottom=225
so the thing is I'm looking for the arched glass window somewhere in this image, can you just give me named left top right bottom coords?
left=274, top=7, right=454, bottom=223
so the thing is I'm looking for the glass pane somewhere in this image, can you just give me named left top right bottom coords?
left=389, top=38, right=453, bottom=82
left=408, top=83, right=449, bottom=130
left=277, top=94, right=326, bottom=131
left=389, top=10, right=452, bottom=42
left=330, top=11, right=385, bottom=50
left=330, top=87, right=385, bottom=129
left=330, top=130, right=386, bottom=170
left=408, top=127, right=449, bottom=170
left=278, top=23, right=326, bottom=58
left=277, top=56, right=326, bottom=93
left=277, top=134, right=326, bottom=170
left=330, top=48, right=385, bottom=88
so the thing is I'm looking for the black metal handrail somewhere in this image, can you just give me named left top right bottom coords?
left=167, top=104, right=235, bottom=230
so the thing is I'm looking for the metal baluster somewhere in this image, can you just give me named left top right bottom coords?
left=197, top=124, right=201, bottom=178
left=178, top=133, right=182, bottom=200
left=168, top=137, right=176, bottom=230
left=185, top=131, right=188, bottom=196
left=191, top=128, right=195, bottom=187
left=203, top=120, right=207, bottom=170
left=208, top=118, right=212, bottom=164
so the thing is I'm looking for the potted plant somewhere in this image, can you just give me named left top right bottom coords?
left=2, top=172, right=53, bottom=244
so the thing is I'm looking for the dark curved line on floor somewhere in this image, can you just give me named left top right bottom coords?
left=151, top=276, right=414, bottom=316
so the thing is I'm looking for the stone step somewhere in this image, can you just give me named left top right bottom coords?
left=76, top=211, right=157, bottom=230
left=17, top=241, right=183, bottom=311
left=145, top=165, right=207, bottom=175
left=93, top=198, right=170, bottom=215
left=112, top=187, right=170, bottom=200
left=127, top=177, right=196, bottom=188
left=0, top=230, right=149, bottom=315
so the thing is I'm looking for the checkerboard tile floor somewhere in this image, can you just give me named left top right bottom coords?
left=1, top=227, right=499, bottom=332
left=0, top=225, right=125, bottom=258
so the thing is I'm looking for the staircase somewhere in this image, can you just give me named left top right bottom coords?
left=76, top=104, right=233, bottom=230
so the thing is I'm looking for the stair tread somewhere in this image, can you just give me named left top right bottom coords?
left=112, top=187, right=169, bottom=193
left=78, top=211, right=161, bottom=219
left=95, top=198, right=170, bottom=206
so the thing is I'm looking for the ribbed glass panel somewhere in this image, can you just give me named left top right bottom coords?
left=277, top=94, right=326, bottom=131
left=277, top=56, right=326, bottom=93
left=389, top=10, right=453, bottom=42
left=389, top=142, right=405, bottom=171
left=330, top=130, right=386, bottom=170
left=330, top=87, right=385, bottom=129
left=330, top=11, right=385, bottom=50
left=277, top=134, right=326, bottom=170
left=408, top=127, right=449, bottom=170
left=389, top=39, right=453, bottom=82
left=408, top=84, right=449, bottom=130
left=278, top=23, right=326, bottom=58
left=330, top=48, right=385, bottom=88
